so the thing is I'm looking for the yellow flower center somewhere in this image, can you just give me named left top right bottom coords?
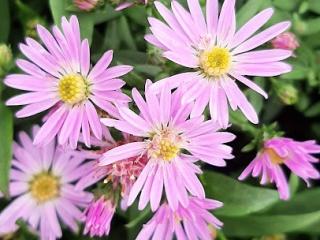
left=265, top=148, right=285, bottom=165
left=29, top=173, right=60, bottom=203
left=58, top=74, right=89, bottom=104
left=148, top=130, right=181, bottom=161
left=153, top=138, right=180, bottom=161
left=199, top=47, right=231, bottom=77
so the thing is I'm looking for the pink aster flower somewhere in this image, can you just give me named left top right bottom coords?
left=271, top=32, right=299, bottom=51
left=76, top=128, right=148, bottom=209
left=146, top=0, right=292, bottom=128
left=83, top=196, right=116, bottom=237
left=239, top=137, right=320, bottom=200
left=5, top=15, right=132, bottom=148
left=136, top=197, right=223, bottom=240
left=100, top=81, right=235, bottom=211
left=74, top=0, right=100, bottom=11
left=0, top=126, right=93, bottom=240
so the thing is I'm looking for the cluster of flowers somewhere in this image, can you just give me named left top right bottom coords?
left=0, top=0, right=319, bottom=239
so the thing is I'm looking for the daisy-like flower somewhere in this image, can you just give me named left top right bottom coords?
left=83, top=196, right=116, bottom=237
left=146, top=0, right=292, bottom=127
left=136, top=197, right=223, bottom=240
left=0, top=126, right=93, bottom=240
left=239, top=137, right=320, bottom=200
left=76, top=128, right=148, bottom=209
left=5, top=15, right=132, bottom=148
left=100, top=81, right=235, bottom=211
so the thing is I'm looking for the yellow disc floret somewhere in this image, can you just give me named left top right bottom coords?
left=265, top=148, right=285, bottom=165
left=199, top=47, right=231, bottom=77
left=152, top=138, right=180, bottom=161
left=29, top=172, right=60, bottom=203
left=58, top=74, right=89, bottom=104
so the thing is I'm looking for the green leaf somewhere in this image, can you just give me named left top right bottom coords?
left=0, top=103, right=13, bottom=195
left=203, top=171, right=279, bottom=217
left=236, top=0, right=267, bottom=28
left=222, top=189, right=320, bottom=237
left=77, top=14, right=94, bottom=44
left=49, top=0, right=68, bottom=25
left=305, top=102, right=320, bottom=117
left=272, top=0, right=300, bottom=11
left=0, top=0, right=10, bottom=42
left=268, top=189, right=320, bottom=215
left=307, top=0, right=320, bottom=14
left=222, top=211, right=320, bottom=237
left=118, top=16, right=137, bottom=50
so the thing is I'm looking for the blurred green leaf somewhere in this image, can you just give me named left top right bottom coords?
left=49, top=0, right=68, bottom=25
left=0, top=103, right=13, bottom=195
left=124, top=6, right=148, bottom=26
left=77, top=14, right=94, bottom=43
left=0, top=0, right=10, bottom=42
left=305, top=102, right=320, bottom=117
left=203, top=171, right=279, bottom=217
left=272, top=0, right=300, bottom=11
left=222, top=211, right=320, bottom=237
left=236, top=0, right=270, bottom=28
left=307, top=0, right=320, bottom=14
left=268, top=189, right=320, bottom=215
left=119, top=16, right=137, bottom=50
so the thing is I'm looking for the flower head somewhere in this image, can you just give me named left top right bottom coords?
left=0, top=126, right=93, bottom=240
left=5, top=15, right=132, bottom=148
left=146, top=0, right=292, bottom=127
left=83, top=196, right=116, bottom=237
left=136, top=197, right=223, bottom=240
left=239, top=137, right=320, bottom=200
left=100, top=81, right=235, bottom=211
left=271, top=32, right=299, bottom=51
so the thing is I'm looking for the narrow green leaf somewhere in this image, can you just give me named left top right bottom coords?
left=222, top=211, right=320, bottom=237
left=77, top=14, right=94, bottom=44
left=0, top=0, right=10, bottom=42
left=272, top=0, right=300, bottom=11
left=49, top=0, right=68, bottom=25
left=203, top=171, right=279, bottom=217
left=118, top=16, right=137, bottom=50
left=307, top=0, right=320, bottom=14
left=0, top=103, right=13, bottom=195
left=305, top=102, right=320, bottom=117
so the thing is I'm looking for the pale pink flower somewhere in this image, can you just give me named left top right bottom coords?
left=137, top=197, right=223, bottom=240
left=100, top=81, right=235, bottom=211
left=74, top=0, right=100, bottom=11
left=271, top=32, right=299, bottom=51
left=5, top=15, right=132, bottom=149
left=239, top=137, right=320, bottom=200
left=146, top=0, right=292, bottom=128
left=0, top=126, right=93, bottom=240
left=83, top=196, right=116, bottom=237
left=76, top=128, right=148, bottom=209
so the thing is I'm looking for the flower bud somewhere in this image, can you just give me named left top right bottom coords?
left=0, top=44, right=12, bottom=76
left=271, top=32, right=299, bottom=51
left=276, top=84, right=298, bottom=105
left=74, top=0, right=100, bottom=11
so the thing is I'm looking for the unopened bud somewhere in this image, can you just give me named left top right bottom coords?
left=74, top=0, right=100, bottom=11
left=0, top=44, right=12, bottom=76
left=277, top=84, right=298, bottom=105
left=271, top=32, right=299, bottom=51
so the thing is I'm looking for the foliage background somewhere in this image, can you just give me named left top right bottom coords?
left=0, top=0, right=320, bottom=239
